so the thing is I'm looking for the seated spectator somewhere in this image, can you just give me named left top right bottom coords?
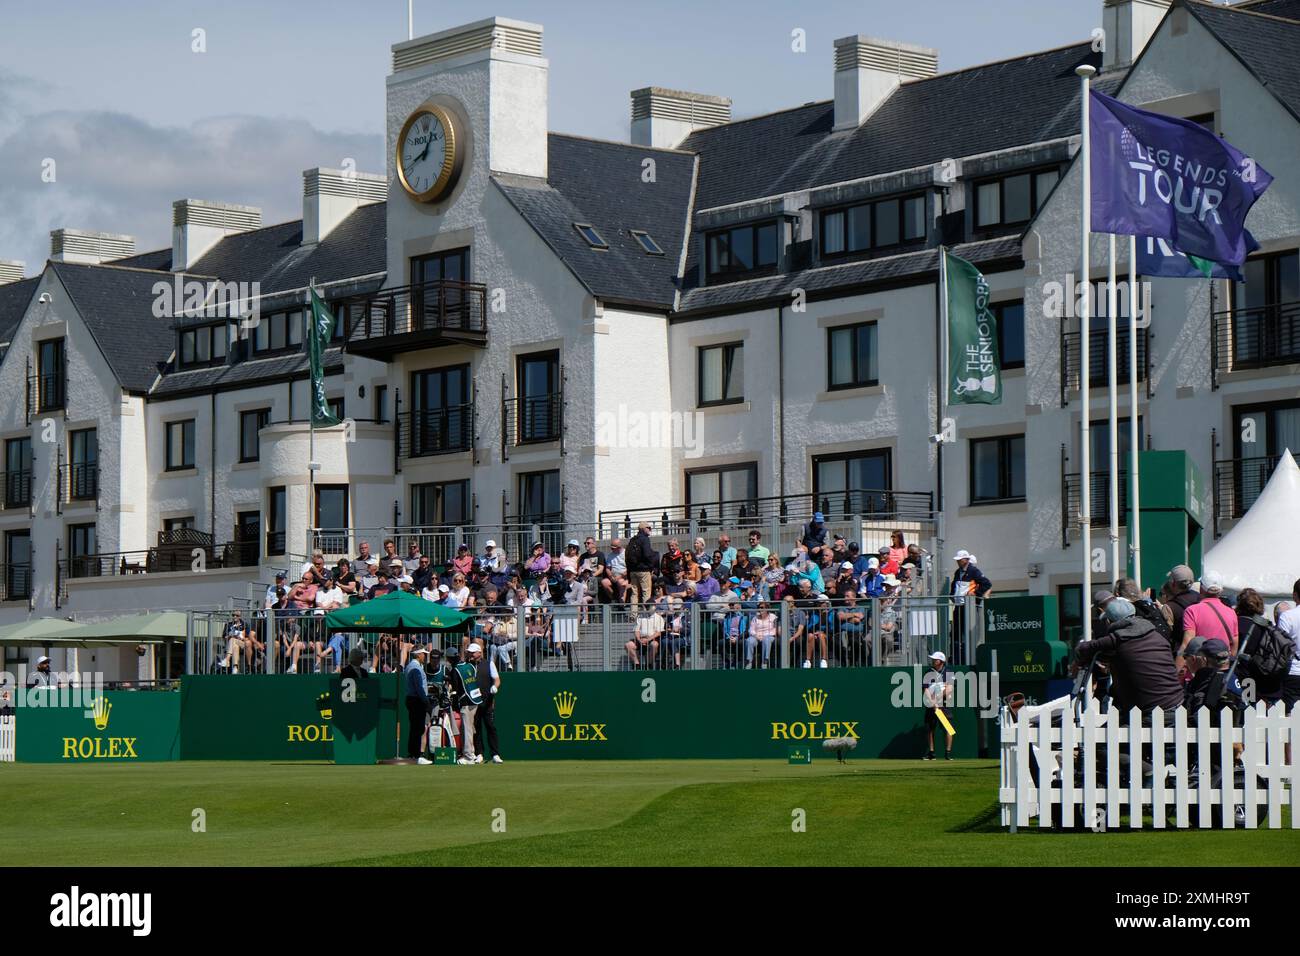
left=831, top=535, right=849, bottom=564
left=481, top=539, right=505, bottom=575
left=801, top=512, right=829, bottom=561
left=265, top=571, right=289, bottom=611
left=662, top=596, right=688, bottom=668
left=452, top=543, right=474, bottom=578
left=837, top=590, right=868, bottom=665
left=787, top=546, right=824, bottom=593
left=420, top=577, right=441, bottom=603
left=403, top=539, right=423, bottom=574
left=876, top=545, right=900, bottom=576
left=859, top=558, right=886, bottom=598
left=355, top=541, right=376, bottom=568
left=603, top=538, right=628, bottom=603
left=830, top=561, right=856, bottom=597
left=411, top=554, right=434, bottom=594
left=288, top=569, right=320, bottom=612
left=335, top=559, right=360, bottom=601
left=381, top=538, right=399, bottom=565
left=522, top=603, right=551, bottom=668
left=717, top=534, right=737, bottom=569
left=558, top=540, right=581, bottom=575
left=848, top=542, right=870, bottom=575
left=746, top=530, right=770, bottom=565
left=579, top=537, right=605, bottom=577
left=525, top=542, right=552, bottom=578
left=387, top=559, right=413, bottom=590
left=358, top=558, right=379, bottom=593
left=761, top=554, right=786, bottom=602
left=445, top=573, right=472, bottom=609
left=731, top=548, right=755, bottom=581
left=367, top=570, right=397, bottom=600
left=666, top=568, right=691, bottom=600
left=661, top=539, right=686, bottom=579
left=710, top=550, right=730, bottom=581
left=218, top=610, right=255, bottom=673
left=301, top=549, right=327, bottom=581
left=693, top=563, right=719, bottom=602
left=784, top=594, right=809, bottom=668
left=691, top=537, right=709, bottom=567
left=279, top=618, right=306, bottom=674
left=747, top=601, right=778, bottom=669
left=627, top=606, right=664, bottom=668
left=561, top=567, right=588, bottom=606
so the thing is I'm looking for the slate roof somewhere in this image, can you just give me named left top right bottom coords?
left=0, top=277, right=39, bottom=345
left=149, top=348, right=344, bottom=398
left=493, top=135, right=696, bottom=310
left=1236, top=0, right=1300, bottom=20
left=1186, top=0, right=1300, bottom=123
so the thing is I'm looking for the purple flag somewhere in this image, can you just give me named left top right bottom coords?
left=1089, top=89, right=1271, bottom=266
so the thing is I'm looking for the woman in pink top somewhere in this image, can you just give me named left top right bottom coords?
left=887, top=530, right=908, bottom=568
left=1178, top=571, right=1238, bottom=660
left=452, top=544, right=475, bottom=577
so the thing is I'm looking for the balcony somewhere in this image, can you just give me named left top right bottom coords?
left=1211, top=301, right=1300, bottom=386
left=1, top=563, right=31, bottom=602
left=502, top=392, right=563, bottom=453
left=340, top=279, right=487, bottom=359
left=1, top=469, right=31, bottom=510
left=26, top=370, right=66, bottom=422
left=1061, top=468, right=1129, bottom=547
left=58, top=461, right=98, bottom=507
left=1060, top=326, right=1149, bottom=404
left=1212, top=453, right=1296, bottom=536
left=60, top=529, right=261, bottom=582
left=397, top=404, right=474, bottom=460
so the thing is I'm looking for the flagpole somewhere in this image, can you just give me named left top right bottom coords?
left=307, top=279, right=316, bottom=545
left=408, top=0, right=414, bottom=39
left=1128, top=236, right=1141, bottom=590
left=938, top=245, right=949, bottom=566
left=1107, top=234, right=1120, bottom=583
left=1077, top=64, right=1096, bottom=653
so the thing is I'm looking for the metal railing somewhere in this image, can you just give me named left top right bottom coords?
left=397, top=404, right=474, bottom=459
left=184, top=595, right=983, bottom=676
left=1060, top=326, right=1149, bottom=403
left=340, top=279, right=488, bottom=353
left=1062, top=469, right=1129, bottom=545
left=601, top=489, right=934, bottom=531
left=1212, top=453, right=1296, bottom=534
left=59, top=539, right=261, bottom=581
left=502, top=392, right=563, bottom=447
left=0, top=469, right=31, bottom=510
left=27, top=370, right=66, bottom=419
left=61, top=462, right=99, bottom=503
left=1, top=563, right=31, bottom=602
left=1211, top=300, right=1300, bottom=385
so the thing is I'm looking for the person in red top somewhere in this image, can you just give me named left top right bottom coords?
left=1176, top=569, right=1238, bottom=670
left=287, top=569, right=320, bottom=611
left=875, top=545, right=900, bottom=576
left=452, top=543, right=475, bottom=578
left=886, top=530, right=908, bottom=569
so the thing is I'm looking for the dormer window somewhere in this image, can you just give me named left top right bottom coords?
left=974, top=167, right=1060, bottom=229
left=178, top=323, right=229, bottom=369
left=574, top=223, right=608, bottom=249
left=631, top=230, right=664, bottom=256
left=705, top=221, right=778, bottom=280
left=251, top=310, right=304, bottom=356
left=821, top=193, right=927, bottom=259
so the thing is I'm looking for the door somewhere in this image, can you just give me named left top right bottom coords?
left=5, top=531, right=30, bottom=600
left=411, top=248, right=469, bottom=330
left=813, top=450, right=892, bottom=516
left=517, top=352, right=559, bottom=442
left=411, top=365, right=470, bottom=455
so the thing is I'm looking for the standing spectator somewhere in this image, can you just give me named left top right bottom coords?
left=748, top=601, right=778, bottom=668
left=626, top=523, right=657, bottom=607
left=1271, top=580, right=1300, bottom=712
left=403, top=648, right=432, bottom=763
left=801, top=512, right=829, bottom=561
left=1235, top=588, right=1284, bottom=706
left=746, top=530, right=770, bottom=564
left=1164, top=565, right=1201, bottom=646
left=1178, top=570, right=1237, bottom=666
left=948, top=550, right=992, bottom=664
left=887, top=530, right=908, bottom=569
left=626, top=605, right=664, bottom=668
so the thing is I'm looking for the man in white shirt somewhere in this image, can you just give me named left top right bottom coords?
left=387, top=559, right=413, bottom=589
left=313, top=581, right=347, bottom=673
left=1276, top=580, right=1300, bottom=710
left=403, top=540, right=423, bottom=574
left=480, top=540, right=505, bottom=574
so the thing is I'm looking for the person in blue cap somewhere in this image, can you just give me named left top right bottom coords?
left=802, top=511, right=830, bottom=562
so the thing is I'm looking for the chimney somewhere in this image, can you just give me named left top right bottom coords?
left=50, top=229, right=135, bottom=264
left=1103, top=0, right=1172, bottom=71
left=171, top=199, right=262, bottom=271
left=630, top=88, right=732, bottom=149
left=833, top=35, right=938, bottom=131
left=0, top=260, right=23, bottom=285
left=390, top=17, right=548, bottom=179
left=303, top=168, right=386, bottom=245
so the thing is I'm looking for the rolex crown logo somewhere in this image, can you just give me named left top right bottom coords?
left=553, top=691, right=577, bottom=719
left=91, top=697, right=112, bottom=730
left=316, top=692, right=333, bottom=721
left=1023, top=649, right=1034, bottom=663
left=802, top=688, right=828, bottom=717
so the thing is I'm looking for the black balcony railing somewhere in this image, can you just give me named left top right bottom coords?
left=1, top=469, right=31, bottom=510
left=503, top=393, right=562, bottom=447
left=398, top=404, right=474, bottom=459
left=1061, top=327, right=1149, bottom=403
left=340, top=280, right=488, bottom=357
left=266, top=531, right=287, bottom=557
left=63, top=462, right=99, bottom=502
left=1212, top=453, right=1296, bottom=534
left=1211, top=301, right=1300, bottom=385
left=1062, top=470, right=1130, bottom=544
left=1, top=563, right=31, bottom=602
left=60, top=538, right=261, bottom=581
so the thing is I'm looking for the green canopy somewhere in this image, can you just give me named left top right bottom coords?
left=324, top=591, right=473, bottom=634
left=66, top=611, right=190, bottom=642
left=0, top=617, right=91, bottom=646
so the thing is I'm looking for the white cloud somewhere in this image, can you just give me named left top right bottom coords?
left=0, top=106, right=383, bottom=271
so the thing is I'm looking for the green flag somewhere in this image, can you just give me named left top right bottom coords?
left=943, top=249, right=1001, bottom=406
left=308, top=285, right=340, bottom=427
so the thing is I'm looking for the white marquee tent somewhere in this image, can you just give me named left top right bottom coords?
left=1203, top=450, right=1300, bottom=597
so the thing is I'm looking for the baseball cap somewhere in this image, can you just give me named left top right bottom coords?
left=485, top=540, right=497, bottom=548
left=728, top=576, right=741, bottom=584
left=1200, top=569, right=1224, bottom=594
left=867, top=557, right=880, bottom=569
left=438, top=584, right=449, bottom=593
left=881, top=574, right=900, bottom=587
left=563, top=566, right=576, bottom=575
left=841, top=561, right=854, bottom=570
left=699, top=561, right=712, bottom=569
left=817, top=593, right=830, bottom=602
left=567, top=539, right=580, bottom=547
left=877, top=545, right=890, bottom=554
left=466, top=642, right=483, bottom=654
left=36, top=655, right=50, bottom=665
left=953, top=549, right=973, bottom=561
left=1183, top=636, right=1207, bottom=658
left=412, top=647, right=430, bottom=657
left=365, top=555, right=379, bottom=567
left=1104, top=597, right=1136, bottom=623
left=1169, top=564, right=1195, bottom=585
left=1092, top=589, right=1114, bottom=607
left=1201, top=638, right=1230, bottom=660
left=389, top=558, right=403, bottom=567
left=813, top=512, right=825, bottom=522
left=929, top=651, right=947, bottom=663
left=848, top=542, right=861, bottom=551
left=275, top=571, right=286, bottom=580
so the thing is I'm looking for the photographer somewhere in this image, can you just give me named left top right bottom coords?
left=1075, top=598, right=1184, bottom=715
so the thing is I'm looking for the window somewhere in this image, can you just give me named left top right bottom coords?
left=1059, top=584, right=1084, bottom=645
left=374, top=385, right=388, bottom=424
left=251, top=311, right=303, bottom=355
left=68, top=428, right=97, bottom=500
left=686, top=464, right=757, bottom=517
left=1231, top=250, right=1300, bottom=366
left=1232, top=401, right=1300, bottom=512
left=631, top=230, right=664, bottom=255
left=239, top=409, right=270, bottom=463
left=821, top=194, right=926, bottom=258
left=327, top=396, right=344, bottom=422
left=411, top=365, right=471, bottom=455
left=315, top=485, right=349, bottom=530
left=827, top=322, right=878, bottom=389
left=1187, top=113, right=1216, bottom=133
left=165, top=420, right=196, bottom=471
left=234, top=510, right=260, bottom=565
left=813, top=450, right=891, bottom=515
left=38, top=337, right=66, bottom=411
left=974, top=168, right=1059, bottom=228
left=67, top=524, right=97, bottom=577
left=574, top=223, right=608, bottom=249
left=698, top=342, right=744, bottom=406
left=970, top=435, right=1026, bottom=503
left=518, top=470, right=562, bottom=524
left=4, top=530, right=30, bottom=601
left=411, top=248, right=469, bottom=285
left=411, top=479, right=471, bottom=526
left=4, top=438, right=32, bottom=509
left=267, top=486, right=286, bottom=556
left=411, top=249, right=471, bottom=326
left=705, top=221, right=778, bottom=279
left=516, top=352, right=561, bottom=442
left=178, top=324, right=228, bottom=369
left=993, top=301, right=1025, bottom=370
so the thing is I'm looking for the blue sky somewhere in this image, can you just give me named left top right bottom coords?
left=0, top=0, right=1099, bottom=268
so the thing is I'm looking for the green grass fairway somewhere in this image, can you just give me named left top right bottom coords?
left=0, top=759, right=1294, bottom=866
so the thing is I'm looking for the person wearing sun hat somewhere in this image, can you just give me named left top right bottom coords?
left=948, top=550, right=992, bottom=664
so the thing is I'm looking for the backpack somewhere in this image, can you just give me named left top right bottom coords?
left=1239, top=615, right=1296, bottom=682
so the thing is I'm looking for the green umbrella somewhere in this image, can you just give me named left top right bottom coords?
left=324, top=591, right=473, bottom=634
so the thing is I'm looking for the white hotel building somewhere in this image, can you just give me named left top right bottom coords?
left=0, top=0, right=1298, bottom=678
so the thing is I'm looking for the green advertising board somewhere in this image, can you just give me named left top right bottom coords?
left=982, top=596, right=1059, bottom=645
left=1127, top=450, right=1204, bottom=586
left=179, top=674, right=399, bottom=761
left=15, top=689, right=181, bottom=763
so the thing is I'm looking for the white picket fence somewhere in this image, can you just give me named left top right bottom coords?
left=0, top=714, right=14, bottom=762
left=1000, top=698, right=1298, bottom=830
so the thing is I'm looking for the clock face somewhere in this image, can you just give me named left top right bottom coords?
left=396, top=106, right=459, bottom=202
